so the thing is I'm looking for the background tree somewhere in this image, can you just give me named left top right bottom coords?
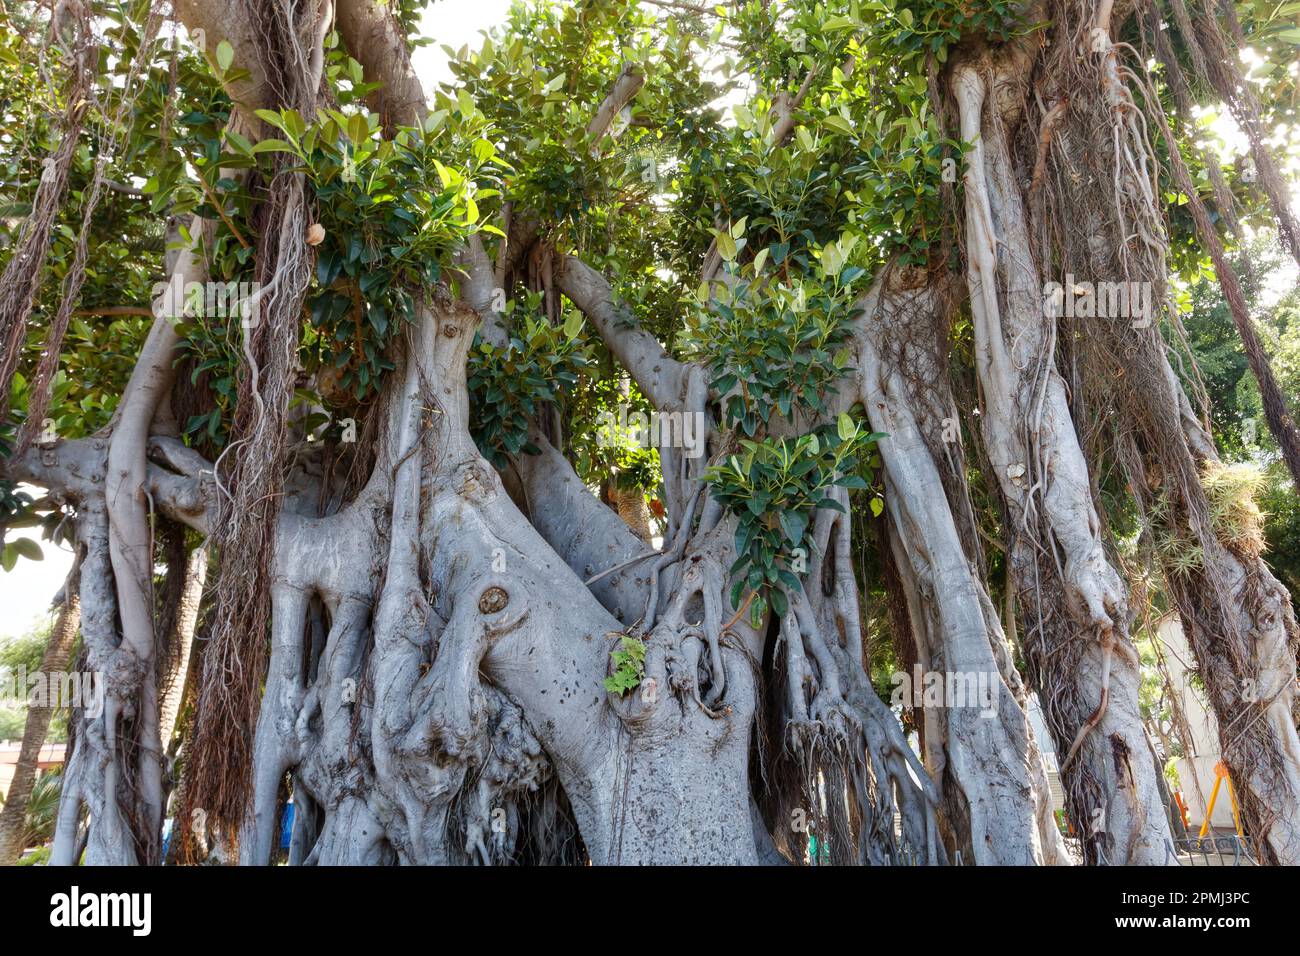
left=0, top=578, right=77, bottom=864
left=1181, top=234, right=1300, bottom=595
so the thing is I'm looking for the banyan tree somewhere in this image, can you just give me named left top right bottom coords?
left=0, top=0, right=1297, bottom=866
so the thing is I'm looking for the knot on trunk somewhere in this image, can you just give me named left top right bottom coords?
left=454, top=461, right=498, bottom=504
left=478, top=586, right=509, bottom=615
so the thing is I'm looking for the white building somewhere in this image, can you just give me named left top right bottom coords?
left=1154, top=615, right=1237, bottom=831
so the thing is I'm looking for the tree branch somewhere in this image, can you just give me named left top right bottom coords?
left=700, top=63, right=820, bottom=280
left=334, top=0, right=428, bottom=133
left=172, top=0, right=277, bottom=117
left=555, top=254, right=687, bottom=411
left=586, top=62, right=645, bottom=147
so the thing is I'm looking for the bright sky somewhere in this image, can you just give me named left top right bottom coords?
left=0, top=511, right=73, bottom=640
left=413, top=0, right=514, bottom=89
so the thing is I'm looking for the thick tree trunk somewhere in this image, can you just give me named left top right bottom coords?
left=50, top=500, right=142, bottom=865
left=950, top=54, right=1171, bottom=863
left=230, top=304, right=767, bottom=866
left=0, top=583, right=81, bottom=864
left=18, top=225, right=209, bottom=866
left=510, top=430, right=654, bottom=626
left=158, top=543, right=208, bottom=748
left=1036, top=0, right=1300, bottom=864
left=854, top=267, right=1067, bottom=864
left=10, top=0, right=1295, bottom=868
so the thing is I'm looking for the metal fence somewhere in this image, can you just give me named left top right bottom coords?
left=889, top=835, right=1261, bottom=866
left=1164, top=835, right=1260, bottom=866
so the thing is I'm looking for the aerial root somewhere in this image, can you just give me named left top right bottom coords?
left=1061, top=631, right=1114, bottom=772
left=646, top=553, right=734, bottom=716
left=768, top=584, right=951, bottom=864
left=642, top=483, right=702, bottom=632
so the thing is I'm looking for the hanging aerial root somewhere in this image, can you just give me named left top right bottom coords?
left=18, top=5, right=166, bottom=451
left=0, top=2, right=97, bottom=424
left=180, top=0, right=334, bottom=857
left=1061, top=636, right=1112, bottom=771
left=762, top=579, right=945, bottom=865
left=1126, top=14, right=1300, bottom=489
left=1029, top=96, right=1069, bottom=199
left=945, top=13, right=1181, bottom=862
left=1141, top=2, right=1242, bottom=240
left=1177, top=0, right=1300, bottom=268
left=1036, top=0, right=1300, bottom=863
left=448, top=688, right=574, bottom=866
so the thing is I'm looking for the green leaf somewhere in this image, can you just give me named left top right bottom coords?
left=779, top=509, right=807, bottom=545
left=10, top=537, right=42, bottom=561
left=837, top=411, right=855, bottom=442
left=255, top=110, right=290, bottom=137
left=432, top=159, right=452, bottom=189
left=823, top=114, right=855, bottom=137
left=347, top=113, right=370, bottom=144
left=717, top=230, right=737, bottom=261
left=281, top=110, right=307, bottom=141
left=252, top=139, right=296, bottom=155
left=215, top=40, right=234, bottom=73
left=563, top=311, right=583, bottom=340
left=224, top=130, right=254, bottom=156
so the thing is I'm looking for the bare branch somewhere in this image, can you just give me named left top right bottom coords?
left=555, top=254, right=687, bottom=410
left=586, top=62, right=645, bottom=147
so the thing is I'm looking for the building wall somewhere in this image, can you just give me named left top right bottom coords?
left=0, top=741, right=65, bottom=803
left=1155, top=618, right=1237, bottom=830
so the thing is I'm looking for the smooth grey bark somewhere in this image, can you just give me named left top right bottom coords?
left=158, top=543, right=208, bottom=748
left=15, top=0, right=1277, bottom=868
left=510, top=428, right=654, bottom=627
left=950, top=50, right=1170, bottom=863
left=853, top=268, right=1067, bottom=864
left=227, top=303, right=765, bottom=866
